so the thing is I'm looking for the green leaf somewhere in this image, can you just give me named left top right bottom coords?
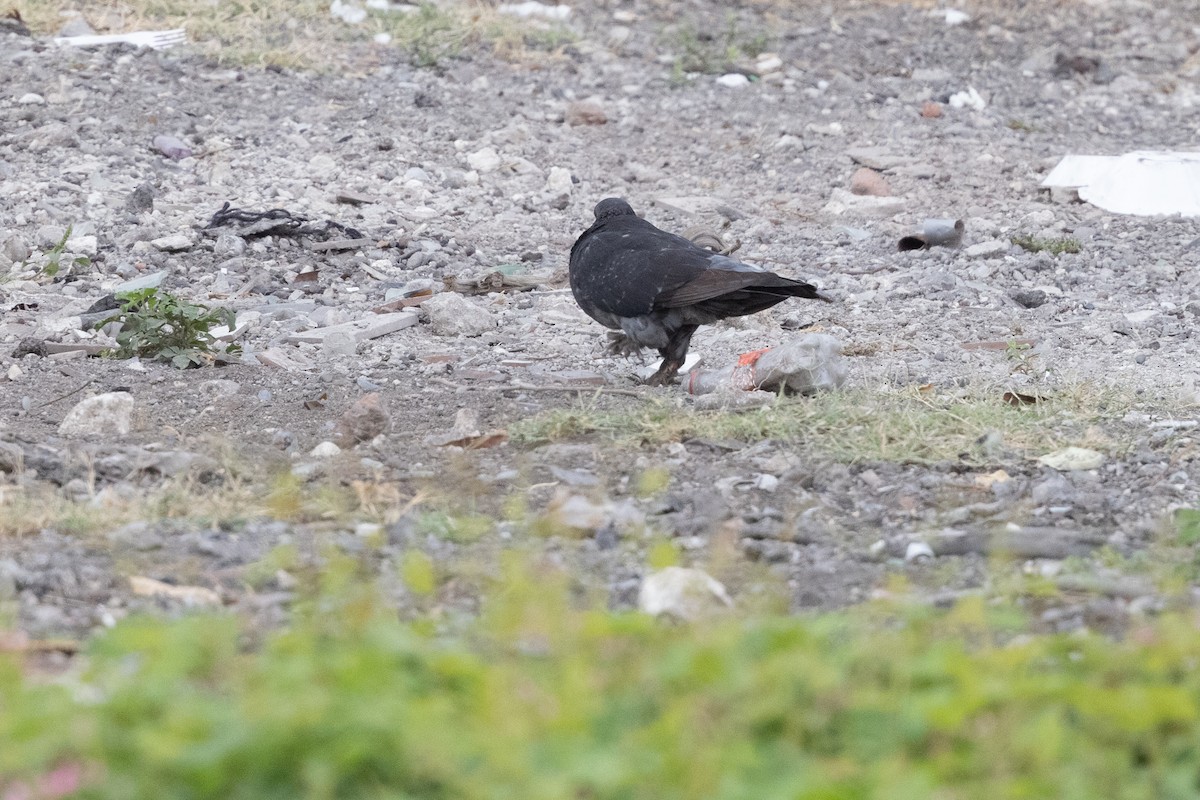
left=1177, top=508, right=1200, bottom=545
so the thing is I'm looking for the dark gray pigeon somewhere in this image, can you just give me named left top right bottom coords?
left=569, top=197, right=829, bottom=385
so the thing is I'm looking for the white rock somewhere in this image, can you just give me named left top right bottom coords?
left=18, top=93, right=45, bottom=105
left=309, top=441, right=343, bottom=458
left=823, top=188, right=905, bottom=217
left=638, top=567, right=733, bottom=620
left=308, top=153, right=339, bottom=179
left=497, top=1, right=570, bottom=20
left=716, top=73, right=750, bottom=88
left=940, top=8, right=970, bottom=25
left=66, top=234, right=98, bottom=256
left=467, top=147, right=501, bottom=174
left=547, top=166, right=573, bottom=194
left=1037, top=447, right=1104, bottom=471
left=330, top=0, right=367, bottom=24
left=1124, top=309, right=1159, bottom=324
left=754, top=54, right=783, bottom=74
left=754, top=473, right=780, bottom=492
left=149, top=234, right=192, bottom=252
left=964, top=240, right=1009, bottom=258
left=58, top=392, right=134, bottom=437
left=422, top=292, right=495, bottom=336
left=7, top=365, right=22, bottom=381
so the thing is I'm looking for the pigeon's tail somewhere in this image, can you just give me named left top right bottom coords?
left=745, top=277, right=830, bottom=303
left=686, top=279, right=829, bottom=321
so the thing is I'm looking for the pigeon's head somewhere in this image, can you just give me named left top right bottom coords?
left=593, top=197, right=635, bottom=221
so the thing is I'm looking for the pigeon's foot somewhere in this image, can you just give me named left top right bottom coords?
left=606, top=331, right=644, bottom=359
left=643, top=362, right=682, bottom=386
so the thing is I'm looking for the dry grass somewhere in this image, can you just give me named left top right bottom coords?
left=510, top=384, right=1182, bottom=465
left=13, top=0, right=574, bottom=69
left=0, top=475, right=255, bottom=537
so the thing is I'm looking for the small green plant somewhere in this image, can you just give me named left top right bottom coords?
left=1012, top=234, right=1081, bottom=255
left=417, top=510, right=492, bottom=543
left=1005, top=339, right=1037, bottom=373
left=1175, top=508, right=1200, bottom=545
left=1006, top=118, right=1038, bottom=133
left=37, top=225, right=90, bottom=278
left=95, top=287, right=240, bottom=368
left=382, top=2, right=473, bottom=67
left=665, top=13, right=769, bottom=75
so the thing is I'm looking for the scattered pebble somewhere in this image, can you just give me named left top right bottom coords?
left=565, top=99, right=607, bottom=125
left=639, top=567, right=733, bottom=620
left=422, top=292, right=496, bottom=336
left=337, top=392, right=391, bottom=444
left=716, top=73, right=750, bottom=88
left=849, top=167, right=891, bottom=197
left=58, top=392, right=134, bottom=437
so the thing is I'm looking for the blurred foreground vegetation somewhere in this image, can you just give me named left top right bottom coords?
left=5, top=556, right=1200, bottom=799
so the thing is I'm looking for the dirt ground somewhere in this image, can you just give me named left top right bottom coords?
left=1, top=0, right=1199, bottom=640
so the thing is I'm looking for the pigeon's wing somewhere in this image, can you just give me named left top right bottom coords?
left=656, top=255, right=817, bottom=308
left=569, top=226, right=707, bottom=318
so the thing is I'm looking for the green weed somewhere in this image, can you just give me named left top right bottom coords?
left=95, top=287, right=240, bottom=369
left=35, top=225, right=90, bottom=279
left=1012, top=235, right=1081, bottom=255
left=665, top=13, right=769, bottom=75
left=7, top=564, right=1200, bottom=798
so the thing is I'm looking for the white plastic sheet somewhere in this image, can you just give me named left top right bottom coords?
left=1042, top=151, right=1200, bottom=217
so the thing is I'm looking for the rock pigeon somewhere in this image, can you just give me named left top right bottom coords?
left=569, top=197, right=829, bottom=385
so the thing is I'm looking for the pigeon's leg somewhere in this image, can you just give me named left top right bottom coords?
left=645, top=325, right=698, bottom=386
left=606, top=331, right=645, bottom=361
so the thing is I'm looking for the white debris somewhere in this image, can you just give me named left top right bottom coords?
left=330, top=0, right=368, bottom=24
left=716, top=73, right=750, bottom=89
left=937, top=8, right=970, bottom=25
left=547, top=166, right=574, bottom=194
left=1041, top=151, right=1200, bottom=217
left=905, top=541, right=935, bottom=563
left=948, top=86, right=986, bottom=110
left=497, top=2, right=571, bottom=20
left=638, top=567, right=733, bottom=620
left=467, top=147, right=501, bottom=174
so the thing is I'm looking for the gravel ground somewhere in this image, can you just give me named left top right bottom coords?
left=1, top=0, right=1199, bottom=641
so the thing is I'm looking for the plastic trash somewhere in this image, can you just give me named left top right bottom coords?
left=685, top=333, right=847, bottom=396
left=898, top=218, right=965, bottom=251
left=1041, top=151, right=1200, bottom=216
